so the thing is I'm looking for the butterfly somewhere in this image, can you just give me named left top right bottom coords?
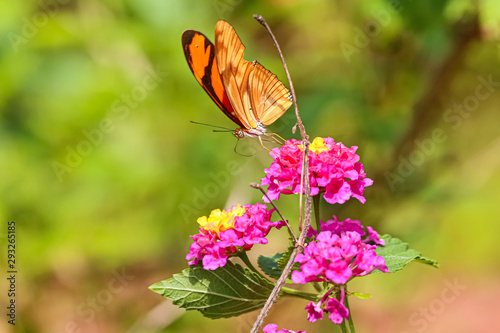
left=181, top=20, right=292, bottom=147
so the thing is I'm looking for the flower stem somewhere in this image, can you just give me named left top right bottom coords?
left=313, top=194, right=321, bottom=232
left=340, top=320, right=348, bottom=333
left=249, top=183, right=297, bottom=244
left=280, top=287, right=318, bottom=301
left=312, top=281, right=323, bottom=293
left=344, top=290, right=356, bottom=333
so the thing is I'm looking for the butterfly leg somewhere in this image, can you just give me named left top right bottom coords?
left=258, top=136, right=272, bottom=152
left=265, top=132, right=286, bottom=146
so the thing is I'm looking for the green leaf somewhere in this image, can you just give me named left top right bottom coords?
left=258, top=252, right=284, bottom=280
left=278, top=245, right=300, bottom=272
left=276, top=245, right=301, bottom=283
left=149, top=261, right=277, bottom=319
left=351, top=292, right=372, bottom=299
left=374, top=234, right=439, bottom=274
left=258, top=252, right=296, bottom=283
left=278, top=246, right=293, bottom=272
left=415, top=255, right=440, bottom=268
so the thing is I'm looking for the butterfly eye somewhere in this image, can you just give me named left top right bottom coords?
left=233, top=129, right=245, bottom=139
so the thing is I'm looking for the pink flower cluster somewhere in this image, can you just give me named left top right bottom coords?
left=307, top=216, right=385, bottom=247
left=292, top=216, right=389, bottom=286
left=260, top=137, right=373, bottom=204
left=186, top=203, right=285, bottom=270
left=294, top=217, right=388, bottom=325
left=305, top=287, right=349, bottom=324
left=263, top=323, right=306, bottom=333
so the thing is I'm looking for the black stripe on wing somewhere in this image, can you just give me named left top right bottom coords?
left=181, top=30, right=246, bottom=129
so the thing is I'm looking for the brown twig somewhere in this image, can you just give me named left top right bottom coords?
left=253, top=14, right=308, bottom=141
left=250, top=183, right=297, bottom=244
left=250, top=144, right=311, bottom=333
left=250, top=15, right=312, bottom=333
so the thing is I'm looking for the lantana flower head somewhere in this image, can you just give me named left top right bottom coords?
left=293, top=217, right=388, bottom=326
left=260, top=137, right=373, bottom=204
left=307, top=216, right=385, bottom=247
left=292, top=216, right=389, bottom=286
left=186, top=203, right=285, bottom=270
left=303, top=286, right=350, bottom=325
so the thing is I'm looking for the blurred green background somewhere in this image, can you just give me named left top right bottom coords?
left=1, top=0, right=500, bottom=332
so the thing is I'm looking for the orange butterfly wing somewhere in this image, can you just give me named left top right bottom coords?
left=214, top=20, right=292, bottom=129
left=182, top=21, right=292, bottom=134
left=181, top=30, right=246, bottom=129
left=248, top=61, right=293, bottom=126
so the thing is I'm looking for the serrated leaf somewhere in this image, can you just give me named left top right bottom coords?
left=278, top=245, right=297, bottom=272
left=415, top=255, right=440, bottom=268
left=278, top=247, right=291, bottom=272
left=374, top=234, right=439, bottom=274
left=258, top=252, right=296, bottom=283
left=149, top=261, right=277, bottom=319
left=258, top=253, right=284, bottom=279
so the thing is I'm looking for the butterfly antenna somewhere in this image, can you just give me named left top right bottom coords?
left=213, top=129, right=234, bottom=133
left=190, top=121, right=233, bottom=131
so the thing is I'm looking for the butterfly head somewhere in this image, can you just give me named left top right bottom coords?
left=233, top=122, right=267, bottom=139
left=233, top=129, right=246, bottom=139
